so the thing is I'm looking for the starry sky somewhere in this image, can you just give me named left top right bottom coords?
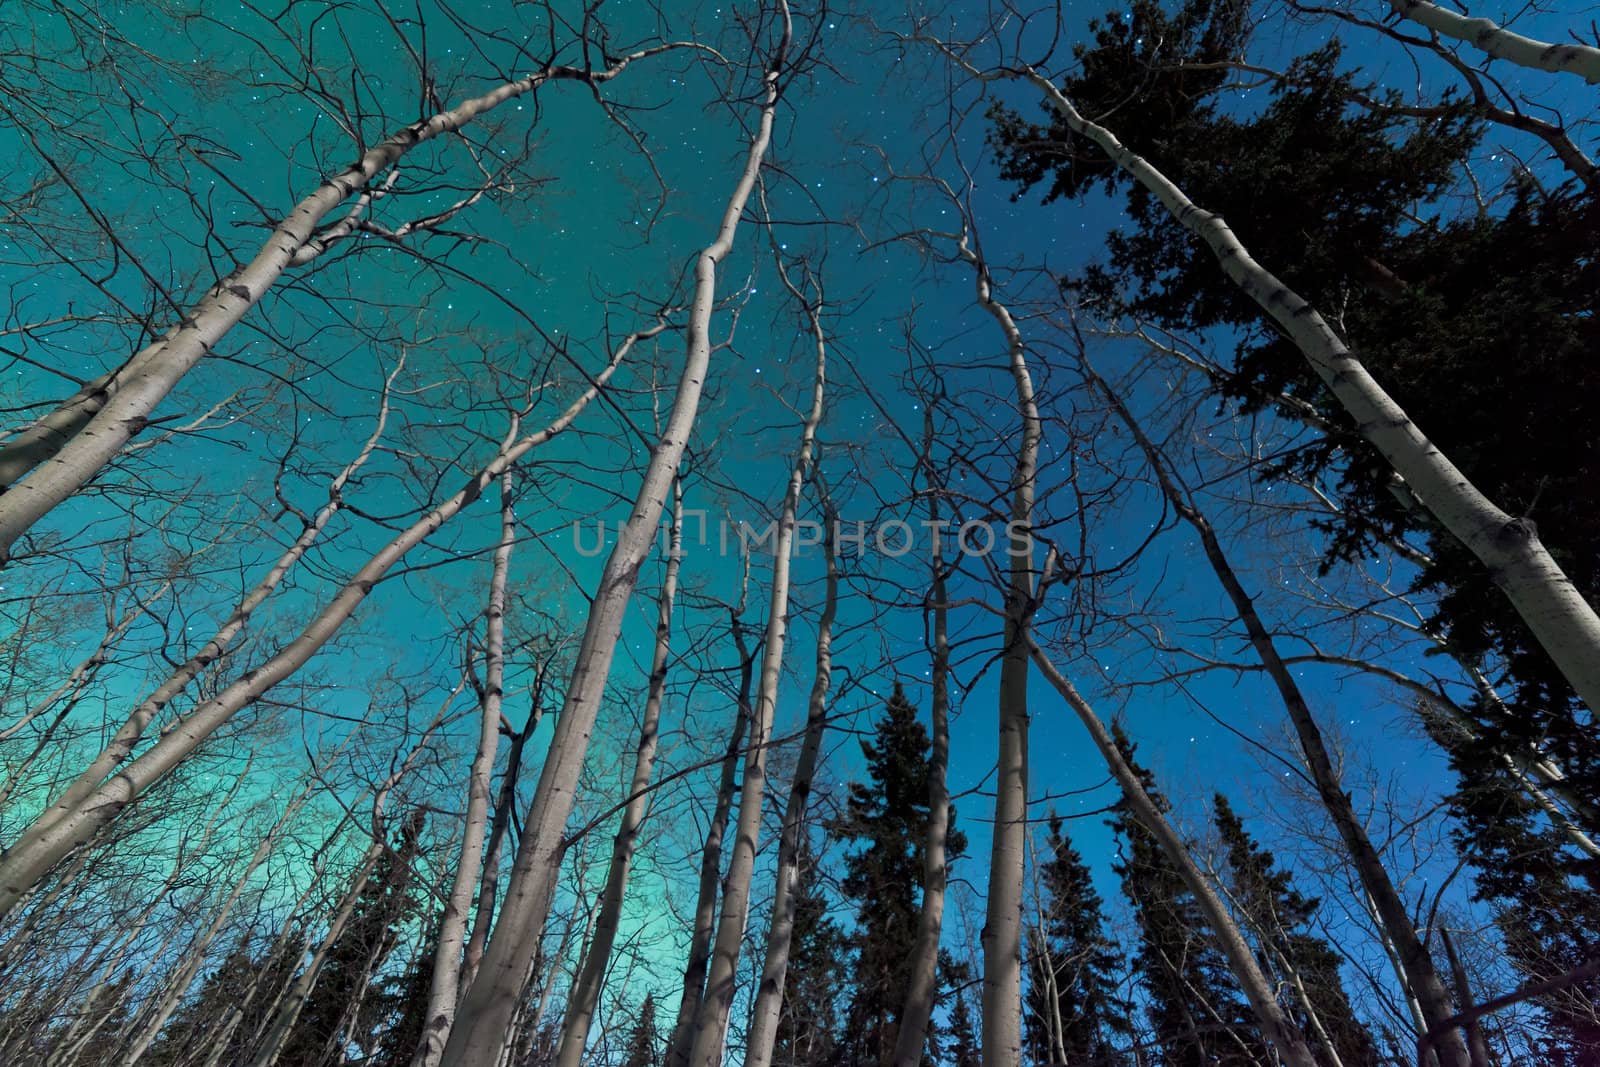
left=7, top=0, right=1581, bottom=1028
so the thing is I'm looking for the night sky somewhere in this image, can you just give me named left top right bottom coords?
left=5, top=0, right=1583, bottom=1034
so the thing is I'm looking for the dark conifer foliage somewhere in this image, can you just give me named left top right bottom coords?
left=945, top=982, right=981, bottom=1067
left=1426, top=715, right=1600, bottom=1063
left=280, top=811, right=430, bottom=1066
left=621, top=993, right=662, bottom=1067
left=1108, top=729, right=1264, bottom=1066
left=143, top=930, right=303, bottom=1065
left=771, top=841, right=851, bottom=1067
left=830, top=685, right=967, bottom=1067
left=1212, top=795, right=1379, bottom=1067
left=1023, top=812, right=1130, bottom=1067
left=987, top=0, right=1600, bottom=824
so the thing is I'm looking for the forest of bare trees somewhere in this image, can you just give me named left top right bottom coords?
left=1, top=0, right=1596, bottom=1064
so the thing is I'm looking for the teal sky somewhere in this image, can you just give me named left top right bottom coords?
left=6, top=0, right=1584, bottom=1042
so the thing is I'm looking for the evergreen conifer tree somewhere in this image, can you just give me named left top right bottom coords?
left=771, top=841, right=850, bottom=1067
left=1108, top=729, right=1264, bottom=1066
left=1212, top=795, right=1379, bottom=1067
left=986, top=0, right=1600, bottom=821
left=280, top=811, right=428, bottom=1066
left=1023, top=812, right=1130, bottom=1066
left=621, top=993, right=662, bottom=1067
left=830, top=685, right=966, bottom=1067
left=1426, top=720, right=1600, bottom=1063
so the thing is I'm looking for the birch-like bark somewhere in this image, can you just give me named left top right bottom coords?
left=743, top=486, right=838, bottom=1065
left=1026, top=641, right=1319, bottom=1067
left=247, top=837, right=387, bottom=1067
left=553, top=483, right=685, bottom=1067
left=1385, top=0, right=1600, bottom=84
left=440, top=13, right=788, bottom=1059
left=970, top=228, right=1039, bottom=1067
left=461, top=721, right=533, bottom=992
left=890, top=404, right=957, bottom=1067
left=664, top=623, right=755, bottom=1067
left=686, top=180, right=821, bottom=1065
left=411, top=470, right=519, bottom=1067
left=0, top=42, right=690, bottom=561
left=123, top=782, right=316, bottom=1065
left=13, top=359, right=400, bottom=850
left=995, top=62, right=1600, bottom=716
left=0, top=326, right=648, bottom=916
left=1087, top=362, right=1474, bottom=1066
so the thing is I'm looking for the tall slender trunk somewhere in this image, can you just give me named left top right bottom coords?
left=1087, top=362, right=1474, bottom=1067
left=124, top=783, right=315, bottom=1064
left=664, top=626, right=755, bottom=1067
left=687, top=206, right=820, bottom=1067
left=553, top=484, right=685, bottom=1067
left=891, top=404, right=956, bottom=1067
left=0, top=325, right=646, bottom=917
left=1003, top=63, right=1600, bottom=715
left=462, top=721, right=533, bottom=992
left=439, top=15, right=789, bottom=1059
left=1027, top=641, right=1319, bottom=1067
left=13, top=362, right=399, bottom=854
left=412, top=470, right=519, bottom=1067
left=959, top=229, right=1039, bottom=1067
left=0, top=43, right=686, bottom=561
left=744, top=494, right=839, bottom=1067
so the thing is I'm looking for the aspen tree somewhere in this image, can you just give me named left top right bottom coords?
left=411, top=470, right=519, bottom=1067
left=0, top=42, right=695, bottom=561
left=664, top=614, right=755, bottom=1067
left=988, top=58, right=1600, bottom=717
left=969, top=225, right=1039, bottom=1067
left=440, top=7, right=791, bottom=1058
left=739, top=286, right=838, bottom=1067
left=1026, top=642, right=1320, bottom=1067
left=553, top=483, right=685, bottom=1067
left=1084, top=355, right=1475, bottom=1066
left=686, top=240, right=824, bottom=1066
left=0, top=326, right=650, bottom=915
left=891, top=388, right=958, bottom=1067
left=1382, top=0, right=1600, bottom=84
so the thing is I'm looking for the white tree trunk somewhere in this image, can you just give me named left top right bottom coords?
left=1087, top=360, right=1475, bottom=1067
left=891, top=411, right=954, bottom=1067
left=553, top=484, right=685, bottom=1067
left=742, top=457, right=838, bottom=1066
left=664, top=636, right=754, bottom=1067
left=14, top=361, right=400, bottom=851
left=123, top=783, right=314, bottom=1065
left=0, top=43, right=689, bottom=560
left=0, top=330, right=645, bottom=916
left=1007, top=65, right=1600, bottom=716
left=439, top=13, right=789, bottom=1058
left=411, top=471, right=519, bottom=1067
left=1027, top=641, right=1320, bottom=1067
left=1385, top=0, right=1600, bottom=83
left=686, top=214, right=821, bottom=1067
left=970, top=231, right=1038, bottom=1067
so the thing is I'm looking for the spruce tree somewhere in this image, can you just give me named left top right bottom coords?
left=1109, top=729, right=1263, bottom=1066
left=280, top=810, right=429, bottom=1066
left=1023, top=812, right=1130, bottom=1066
left=1212, top=795, right=1379, bottom=1067
left=771, top=843, right=850, bottom=1067
left=986, top=0, right=1600, bottom=823
left=1427, top=719, right=1600, bottom=1064
left=621, top=993, right=662, bottom=1067
left=830, top=685, right=966, bottom=1067
left=944, top=985, right=980, bottom=1067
